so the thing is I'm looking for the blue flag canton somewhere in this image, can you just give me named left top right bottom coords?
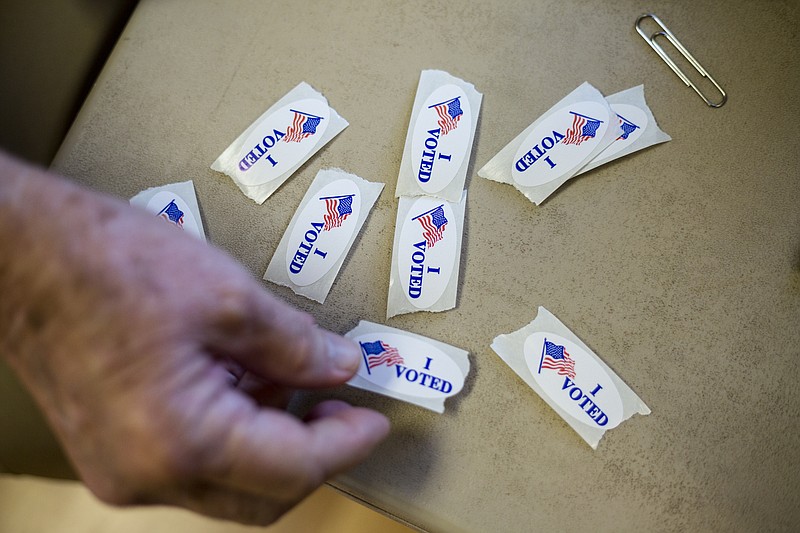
left=581, top=119, right=602, bottom=138
left=337, top=195, right=353, bottom=216
left=360, top=340, right=386, bottom=356
left=544, top=340, right=567, bottom=360
left=447, top=98, right=463, bottom=120
left=302, top=116, right=321, bottom=135
left=430, top=206, right=448, bottom=229
left=162, top=200, right=184, bottom=224
left=618, top=118, right=639, bottom=140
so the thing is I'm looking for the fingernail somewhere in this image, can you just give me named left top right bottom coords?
left=325, top=333, right=360, bottom=373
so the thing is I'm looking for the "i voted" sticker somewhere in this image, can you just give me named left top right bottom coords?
left=264, top=169, right=383, bottom=304
left=524, top=332, right=624, bottom=429
left=285, top=179, right=361, bottom=287
left=387, top=191, right=466, bottom=318
left=396, top=70, right=482, bottom=203
left=512, top=102, right=610, bottom=187
left=130, top=180, right=206, bottom=242
left=211, top=82, right=349, bottom=204
left=346, top=321, right=470, bottom=413
left=411, top=84, right=472, bottom=195
left=235, top=98, right=330, bottom=186
left=491, top=307, right=650, bottom=449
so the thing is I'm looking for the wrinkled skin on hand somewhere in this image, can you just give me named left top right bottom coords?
left=0, top=152, right=390, bottom=525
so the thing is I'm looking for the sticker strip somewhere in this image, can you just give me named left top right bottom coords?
left=211, top=82, right=349, bottom=204
left=346, top=320, right=470, bottom=414
left=130, top=180, right=206, bottom=241
left=387, top=190, right=467, bottom=318
left=491, top=306, right=650, bottom=449
left=264, top=168, right=383, bottom=303
left=395, top=70, right=482, bottom=203
left=477, top=82, right=618, bottom=205
left=576, top=85, right=671, bottom=174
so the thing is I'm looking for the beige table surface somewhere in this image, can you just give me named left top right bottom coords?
left=49, top=1, right=799, bottom=531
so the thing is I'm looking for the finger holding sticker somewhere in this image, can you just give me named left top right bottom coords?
left=346, top=321, right=470, bottom=413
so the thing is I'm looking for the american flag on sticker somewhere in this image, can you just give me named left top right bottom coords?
left=157, top=200, right=184, bottom=228
left=562, top=112, right=603, bottom=146
left=429, top=97, right=463, bottom=135
left=320, top=194, right=354, bottom=231
left=283, top=110, right=323, bottom=143
left=540, top=340, right=576, bottom=379
left=616, top=113, right=640, bottom=141
left=360, top=341, right=404, bottom=371
left=412, top=205, right=448, bottom=248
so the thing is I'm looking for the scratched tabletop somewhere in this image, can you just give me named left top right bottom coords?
left=53, top=1, right=800, bottom=531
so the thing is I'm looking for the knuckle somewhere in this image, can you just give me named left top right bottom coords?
left=278, top=319, right=321, bottom=376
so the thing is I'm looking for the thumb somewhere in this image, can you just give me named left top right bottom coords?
left=206, top=288, right=362, bottom=388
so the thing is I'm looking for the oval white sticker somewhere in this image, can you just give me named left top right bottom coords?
left=523, top=332, right=623, bottom=429
left=397, top=196, right=457, bottom=308
left=411, top=84, right=471, bottom=194
left=236, top=98, right=331, bottom=187
left=352, top=332, right=464, bottom=399
left=285, top=179, right=361, bottom=286
left=512, top=101, right=610, bottom=187
left=146, top=190, right=203, bottom=238
left=599, top=103, right=649, bottom=160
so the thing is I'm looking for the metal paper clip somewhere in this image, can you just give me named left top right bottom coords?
left=635, top=13, right=727, bottom=108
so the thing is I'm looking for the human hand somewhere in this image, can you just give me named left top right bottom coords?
left=0, top=154, right=390, bottom=525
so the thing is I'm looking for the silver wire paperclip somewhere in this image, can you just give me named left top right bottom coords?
left=635, top=13, right=727, bottom=108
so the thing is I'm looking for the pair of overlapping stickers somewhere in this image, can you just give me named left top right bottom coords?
left=388, top=70, right=481, bottom=318
left=128, top=76, right=659, bottom=445
left=478, top=82, right=671, bottom=204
